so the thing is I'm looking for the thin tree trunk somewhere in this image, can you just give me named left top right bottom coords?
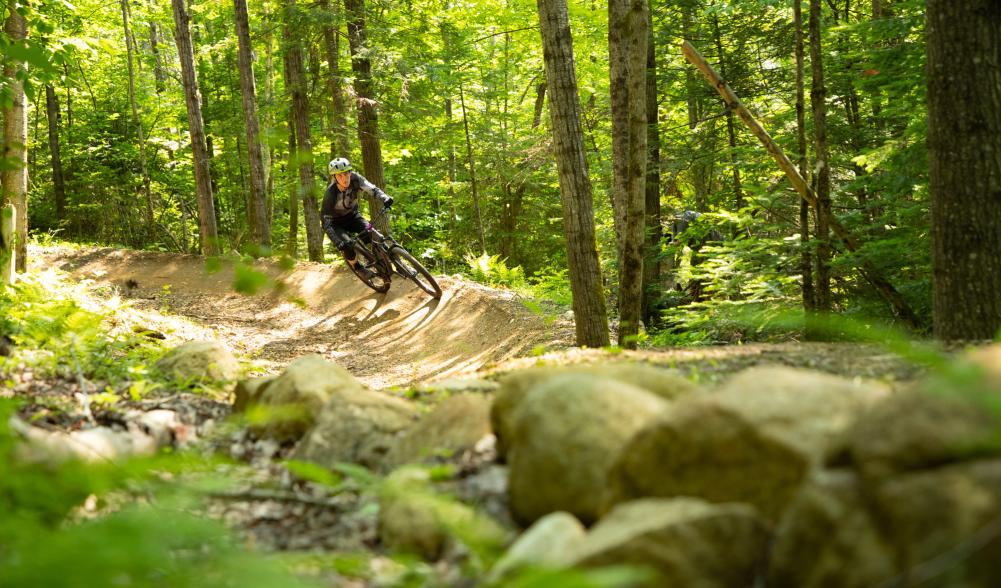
left=642, top=8, right=661, bottom=329
left=122, top=0, right=156, bottom=239
left=344, top=0, right=388, bottom=233
left=2, top=0, right=28, bottom=272
left=793, top=0, right=815, bottom=316
left=147, top=0, right=167, bottom=94
left=459, top=83, right=486, bottom=254
left=320, top=0, right=350, bottom=159
left=171, top=0, right=219, bottom=256
left=286, top=109, right=299, bottom=258
left=536, top=0, right=610, bottom=348
left=712, top=13, right=744, bottom=212
left=609, top=0, right=649, bottom=348
left=45, top=85, right=67, bottom=220
left=928, top=0, right=1001, bottom=340
left=809, top=0, right=832, bottom=313
left=283, top=4, right=324, bottom=262
left=682, top=3, right=709, bottom=211
left=533, top=82, right=547, bottom=129
left=234, top=0, right=271, bottom=254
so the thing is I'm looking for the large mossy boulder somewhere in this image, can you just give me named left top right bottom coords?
left=770, top=460, right=1001, bottom=587
left=491, top=362, right=694, bottom=460
left=844, top=385, right=1001, bottom=478
left=294, top=383, right=417, bottom=470
left=384, top=394, right=492, bottom=468
left=767, top=470, right=897, bottom=587
left=233, top=355, right=363, bottom=443
left=566, top=498, right=770, bottom=588
left=499, top=372, right=671, bottom=526
left=155, top=340, right=240, bottom=383
left=606, top=366, right=885, bottom=521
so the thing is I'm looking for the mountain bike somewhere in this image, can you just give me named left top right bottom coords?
left=346, top=208, right=442, bottom=300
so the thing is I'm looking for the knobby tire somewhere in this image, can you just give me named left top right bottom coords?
left=388, top=245, right=442, bottom=299
left=350, top=241, right=391, bottom=293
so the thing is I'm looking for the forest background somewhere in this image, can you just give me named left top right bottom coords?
left=0, top=0, right=994, bottom=346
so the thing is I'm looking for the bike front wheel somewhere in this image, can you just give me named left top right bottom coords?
left=388, top=246, right=442, bottom=299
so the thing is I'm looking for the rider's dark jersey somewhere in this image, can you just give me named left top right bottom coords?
left=321, top=172, right=389, bottom=220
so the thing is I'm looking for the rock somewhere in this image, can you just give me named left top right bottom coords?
left=768, top=470, right=897, bottom=588
left=384, top=394, right=492, bottom=468
left=871, top=459, right=1001, bottom=585
left=294, top=384, right=417, bottom=470
left=238, top=355, right=364, bottom=443
left=606, top=366, right=885, bottom=522
left=967, top=343, right=1001, bottom=390
left=566, top=498, right=770, bottom=588
left=491, top=362, right=692, bottom=460
left=770, top=461, right=1001, bottom=587
left=415, top=378, right=500, bottom=396
left=11, top=418, right=158, bottom=463
left=845, top=385, right=1001, bottom=478
left=501, top=372, right=670, bottom=526
left=378, top=467, right=510, bottom=562
left=487, top=512, right=586, bottom=582
left=154, top=340, right=240, bottom=383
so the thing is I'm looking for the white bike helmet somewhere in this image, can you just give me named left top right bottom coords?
left=328, top=157, right=353, bottom=175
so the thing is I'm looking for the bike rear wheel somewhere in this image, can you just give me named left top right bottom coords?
left=350, top=241, right=391, bottom=293
left=388, top=245, right=442, bottom=299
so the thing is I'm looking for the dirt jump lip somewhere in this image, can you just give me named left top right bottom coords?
left=31, top=245, right=562, bottom=390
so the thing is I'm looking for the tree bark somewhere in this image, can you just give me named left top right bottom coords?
left=171, top=0, right=220, bottom=256
left=536, top=0, right=610, bottom=348
left=344, top=0, right=389, bottom=233
left=2, top=0, right=28, bottom=272
left=609, top=0, right=648, bottom=348
left=809, top=0, right=832, bottom=313
left=642, top=8, right=661, bottom=329
left=712, top=14, right=743, bottom=212
left=459, top=83, right=486, bottom=254
left=320, top=0, right=351, bottom=160
left=928, top=0, right=1001, bottom=340
left=146, top=0, right=167, bottom=94
left=793, top=0, right=815, bottom=315
left=285, top=109, right=299, bottom=258
left=122, top=0, right=156, bottom=239
left=283, top=4, right=324, bottom=262
left=234, top=0, right=271, bottom=254
left=45, top=85, right=67, bottom=221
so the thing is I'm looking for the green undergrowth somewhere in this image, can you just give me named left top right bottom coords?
left=0, top=269, right=168, bottom=385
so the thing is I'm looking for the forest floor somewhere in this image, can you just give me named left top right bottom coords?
left=34, top=244, right=925, bottom=390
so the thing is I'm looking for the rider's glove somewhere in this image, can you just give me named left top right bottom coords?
left=383, top=196, right=394, bottom=209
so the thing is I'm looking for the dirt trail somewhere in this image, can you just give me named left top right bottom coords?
left=35, top=246, right=569, bottom=390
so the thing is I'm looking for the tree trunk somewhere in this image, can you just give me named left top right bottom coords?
left=533, top=82, right=547, bottom=129
left=320, top=0, right=350, bottom=160
left=171, top=0, right=220, bottom=256
left=459, top=83, right=486, bottom=254
left=809, top=0, right=832, bottom=313
left=45, top=85, right=67, bottom=221
left=642, top=8, right=661, bottom=329
left=283, top=5, right=324, bottom=262
left=793, top=0, right=816, bottom=316
left=2, top=0, right=28, bottom=272
left=536, top=0, right=610, bottom=348
left=712, top=13, right=744, bottom=213
left=122, top=0, right=156, bottom=239
left=285, top=109, right=299, bottom=258
left=609, top=0, right=648, bottom=348
left=147, top=0, right=167, bottom=94
left=682, top=3, right=709, bottom=211
left=928, top=0, right=1001, bottom=340
left=344, top=0, right=388, bottom=233
left=234, top=0, right=271, bottom=254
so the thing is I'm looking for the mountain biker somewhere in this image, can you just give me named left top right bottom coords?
left=322, top=157, right=394, bottom=280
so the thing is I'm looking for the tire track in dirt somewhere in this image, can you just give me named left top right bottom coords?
left=34, top=246, right=568, bottom=389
